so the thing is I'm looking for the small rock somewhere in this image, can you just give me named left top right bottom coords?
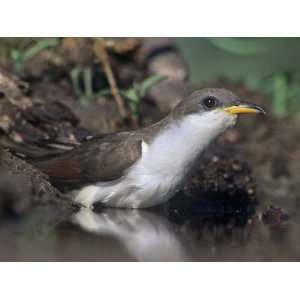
left=262, top=206, right=289, bottom=226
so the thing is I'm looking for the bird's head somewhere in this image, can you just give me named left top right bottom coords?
left=173, top=88, right=265, bottom=133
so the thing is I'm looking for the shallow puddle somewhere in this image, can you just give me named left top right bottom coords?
left=0, top=194, right=299, bottom=261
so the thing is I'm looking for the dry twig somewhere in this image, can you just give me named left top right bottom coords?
left=93, top=38, right=127, bottom=119
left=104, top=38, right=140, bottom=54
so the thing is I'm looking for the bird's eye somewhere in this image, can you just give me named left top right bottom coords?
left=202, top=96, right=217, bottom=109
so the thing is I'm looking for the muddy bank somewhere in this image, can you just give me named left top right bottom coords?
left=0, top=148, right=75, bottom=216
left=0, top=38, right=297, bottom=223
left=206, top=81, right=300, bottom=208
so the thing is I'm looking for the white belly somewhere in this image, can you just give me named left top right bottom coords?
left=74, top=170, right=184, bottom=209
left=74, top=111, right=236, bottom=208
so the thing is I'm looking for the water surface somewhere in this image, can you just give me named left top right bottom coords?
left=0, top=195, right=299, bottom=261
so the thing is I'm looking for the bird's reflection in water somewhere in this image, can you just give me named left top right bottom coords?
left=72, top=208, right=188, bottom=261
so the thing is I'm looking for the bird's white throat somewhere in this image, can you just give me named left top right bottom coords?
left=139, top=110, right=237, bottom=174
left=74, top=110, right=236, bottom=208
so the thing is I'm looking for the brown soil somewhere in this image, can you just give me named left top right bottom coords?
left=208, top=81, right=300, bottom=208
left=0, top=38, right=298, bottom=224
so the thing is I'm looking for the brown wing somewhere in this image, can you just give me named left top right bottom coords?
left=33, top=132, right=142, bottom=191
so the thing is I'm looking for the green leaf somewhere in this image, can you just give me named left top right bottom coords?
left=22, top=38, right=60, bottom=61
left=207, top=38, right=269, bottom=55
left=10, top=49, right=24, bottom=74
left=70, top=66, right=84, bottom=96
left=96, top=89, right=111, bottom=97
left=272, top=73, right=288, bottom=118
left=139, top=74, right=166, bottom=97
left=10, top=38, right=61, bottom=75
left=83, top=67, right=93, bottom=99
left=123, top=89, right=139, bottom=103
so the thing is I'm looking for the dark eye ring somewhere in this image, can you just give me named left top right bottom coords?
left=203, top=96, right=217, bottom=109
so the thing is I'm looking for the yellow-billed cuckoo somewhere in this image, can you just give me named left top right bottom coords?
left=35, top=88, right=265, bottom=209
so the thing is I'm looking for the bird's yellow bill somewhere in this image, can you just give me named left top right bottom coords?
left=224, top=104, right=265, bottom=115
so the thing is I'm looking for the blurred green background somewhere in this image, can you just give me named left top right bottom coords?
left=177, top=38, right=300, bottom=85
left=177, top=38, right=300, bottom=118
